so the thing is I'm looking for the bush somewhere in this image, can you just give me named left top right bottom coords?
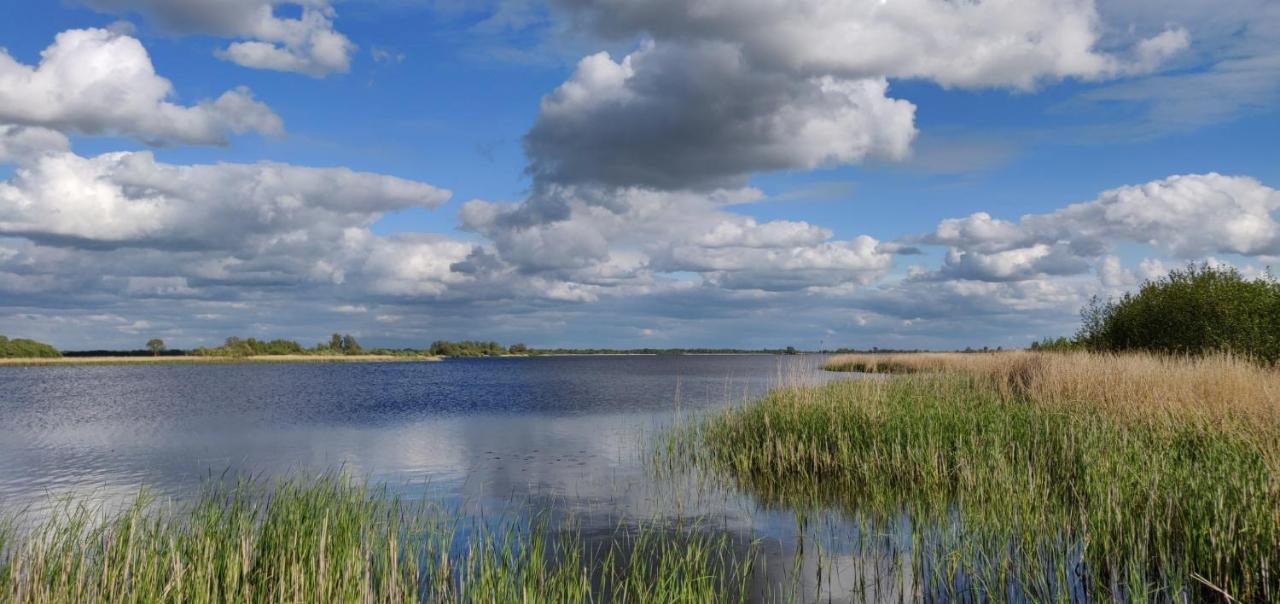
left=0, top=335, right=61, bottom=358
left=1077, top=263, right=1280, bottom=362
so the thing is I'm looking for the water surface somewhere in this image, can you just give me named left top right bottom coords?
left=1, top=355, right=924, bottom=601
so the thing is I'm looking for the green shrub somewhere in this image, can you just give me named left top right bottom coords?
left=1076, top=263, right=1280, bottom=362
left=0, top=335, right=61, bottom=358
left=428, top=340, right=509, bottom=357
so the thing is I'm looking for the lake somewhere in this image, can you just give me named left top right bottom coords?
left=0, top=355, right=903, bottom=602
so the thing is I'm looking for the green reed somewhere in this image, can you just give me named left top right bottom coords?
left=0, top=474, right=755, bottom=603
left=659, top=373, right=1280, bottom=602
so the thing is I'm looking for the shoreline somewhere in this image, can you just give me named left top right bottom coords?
left=0, top=354, right=443, bottom=367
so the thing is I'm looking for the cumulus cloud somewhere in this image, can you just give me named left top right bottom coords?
left=555, top=0, right=1187, bottom=89
left=0, top=28, right=282, bottom=145
left=910, top=173, right=1280, bottom=283
left=0, top=125, right=69, bottom=163
left=526, top=41, right=916, bottom=190
left=495, top=0, right=1194, bottom=306
left=0, top=150, right=450, bottom=251
left=4, top=168, right=1278, bottom=350
left=461, top=184, right=896, bottom=293
left=1036, top=173, right=1280, bottom=257
left=0, top=146, right=489, bottom=350
left=2, top=1, right=1273, bottom=350
left=82, top=0, right=356, bottom=76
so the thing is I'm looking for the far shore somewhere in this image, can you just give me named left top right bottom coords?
left=0, top=354, right=443, bottom=367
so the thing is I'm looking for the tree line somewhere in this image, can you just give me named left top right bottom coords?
left=192, top=333, right=366, bottom=357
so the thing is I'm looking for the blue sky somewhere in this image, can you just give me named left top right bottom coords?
left=1, top=0, right=1278, bottom=350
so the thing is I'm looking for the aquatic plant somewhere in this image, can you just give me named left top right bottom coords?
left=662, top=351, right=1280, bottom=601
left=0, top=475, right=755, bottom=603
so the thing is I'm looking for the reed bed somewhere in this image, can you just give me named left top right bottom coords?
left=826, top=351, right=1280, bottom=428
left=0, top=475, right=754, bottom=603
left=662, top=351, right=1280, bottom=602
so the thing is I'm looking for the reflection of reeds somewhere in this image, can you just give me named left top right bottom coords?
left=662, top=351, right=1280, bottom=601
left=0, top=474, right=754, bottom=603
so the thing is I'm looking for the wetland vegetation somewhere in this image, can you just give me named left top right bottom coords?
left=0, top=475, right=755, bottom=603
left=661, top=351, right=1280, bottom=601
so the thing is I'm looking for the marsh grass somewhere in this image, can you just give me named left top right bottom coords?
left=661, top=352, right=1280, bottom=602
left=0, top=475, right=755, bottom=603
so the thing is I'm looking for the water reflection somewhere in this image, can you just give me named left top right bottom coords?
left=1, top=355, right=934, bottom=602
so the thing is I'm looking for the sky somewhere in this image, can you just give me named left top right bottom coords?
left=0, top=0, right=1278, bottom=351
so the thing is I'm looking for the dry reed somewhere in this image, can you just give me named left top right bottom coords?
left=825, top=351, right=1280, bottom=430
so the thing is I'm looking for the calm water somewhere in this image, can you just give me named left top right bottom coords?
left=0, top=355, right=921, bottom=601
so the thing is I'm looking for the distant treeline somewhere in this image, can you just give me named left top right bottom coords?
left=1032, top=263, right=1280, bottom=363
left=193, top=334, right=368, bottom=357
left=428, top=340, right=527, bottom=357
left=531, top=346, right=810, bottom=355
left=62, top=350, right=188, bottom=358
left=0, top=335, right=61, bottom=358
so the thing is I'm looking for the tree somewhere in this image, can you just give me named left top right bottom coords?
left=1076, top=263, right=1280, bottom=363
left=146, top=338, right=166, bottom=356
left=329, top=333, right=344, bottom=352
left=341, top=334, right=362, bottom=355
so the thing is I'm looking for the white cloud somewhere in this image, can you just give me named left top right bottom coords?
left=696, top=218, right=830, bottom=249
left=0, top=125, right=69, bottom=163
left=526, top=42, right=916, bottom=190
left=5, top=163, right=1277, bottom=349
left=934, top=243, right=1091, bottom=282
left=0, top=28, right=281, bottom=145
left=1033, top=173, right=1280, bottom=257
left=462, top=184, right=896, bottom=293
left=913, top=173, right=1280, bottom=283
left=83, top=0, right=356, bottom=76
left=555, top=0, right=1187, bottom=89
left=0, top=150, right=450, bottom=250
left=1098, top=255, right=1137, bottom=288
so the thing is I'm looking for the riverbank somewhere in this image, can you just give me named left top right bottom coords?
left=0, top=354, right=442, bottom=366
left=660, top=351, right=1280, bottom=601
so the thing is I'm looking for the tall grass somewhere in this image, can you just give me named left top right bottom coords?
left=662, top=352, right=1280, bottom=601
left=0, top=475, right=755, bottom=603
left=825, top=351, right=1280, bottom=428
